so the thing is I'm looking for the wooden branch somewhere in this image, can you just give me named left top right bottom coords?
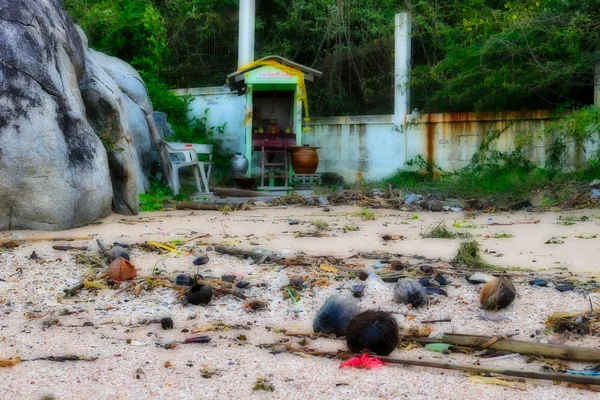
left=213, top=188, right=267, bottom=198
left=52, top=245, right=88, bottom=251
left=170, top=201, right=241, bottom=211
left=442, top=333, right=600, bottom=362
left=378, top=356, right=600, bottom=385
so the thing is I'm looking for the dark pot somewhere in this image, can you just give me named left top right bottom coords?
left=290, top=146, right=320, bottom=174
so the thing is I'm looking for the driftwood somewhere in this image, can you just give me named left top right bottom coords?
left=378, top=356, right=600, bottom=385
left=213, top=187, right=266, bottom=198
left=441, top=332, right=600, bottom=362
left=52, top=245, right=88, bottom=251
left=0, top=236, right=91, bottom=244
left=214, top=245, right=280, bottom=264
left=170, top=201, right=241, bottom=211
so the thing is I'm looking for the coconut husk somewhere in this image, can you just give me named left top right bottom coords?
left=106, top=257, right=137, bottom=281
left=480, top=277, right=516, bottom=310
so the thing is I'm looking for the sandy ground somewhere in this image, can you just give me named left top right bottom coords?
left=0, top=206, right=599, bottom=399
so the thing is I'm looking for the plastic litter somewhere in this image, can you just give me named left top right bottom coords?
left=339, top=353, right=383, bottom=369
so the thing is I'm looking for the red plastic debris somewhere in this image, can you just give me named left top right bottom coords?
left=339, top=353, right=383, bottom=369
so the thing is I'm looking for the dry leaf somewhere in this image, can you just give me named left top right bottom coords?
left=468, top=375, right=525, bottom=390
left=83, top=278, right=108, bottom=290
left=320, top=264, right=339, bottom=273
left=0, top=357, right=20, bottom=367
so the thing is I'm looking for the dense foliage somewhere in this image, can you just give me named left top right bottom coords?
left=65, top=0, right=598, bottom=117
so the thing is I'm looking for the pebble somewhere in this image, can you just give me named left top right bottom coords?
left=351, top=284, right=365, bottom=298
left=434, top=274, right=448, bottom=286
left=529, top=278, right=548, bottom=287
left=467, top=272, right=496, bottom=284
left=221, top=275, right=236, bottom=283
left=236, top=281, right=250, bottom=289
left=555, top=283, right=575, bottom=292
left=160, top=317, right=174, bottom=330
left=193, top=256, right=210, bottom=266
left=175, top=274, right=195, bottom=287
left=419, top=265, right=434, bottom=274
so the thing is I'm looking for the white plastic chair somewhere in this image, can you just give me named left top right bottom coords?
left=160, top=141, right=212, bottom=195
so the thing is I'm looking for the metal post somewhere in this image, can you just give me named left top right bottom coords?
left=238, top=0, right=255, bottom=68
left=595, top=58, right=600, bottom=106
left=394, top=13, right=411, bottom=128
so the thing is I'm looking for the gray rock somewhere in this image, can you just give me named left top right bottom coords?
left=404, top=193, right=420, bottom=205
left=421, top=199, right=443, bottom=211
left=0, top=0, right=112, bottom=230
left=313, top=296, right=360, bottom=336
left=591, top=189, right=600, bottom=199
left=154, top=111, right=174, bottom=140
left=467, top=272, right=496, bottom=284
left=0, top=0, right=160, bottom=229
left=393, top=279, right=427, bottom=307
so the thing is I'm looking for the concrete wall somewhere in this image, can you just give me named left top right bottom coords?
left=171, top=86, right=246, bottom=155
left=304, top=115, right=400, bottom=183
left=173, top=88, right=597, bottom=183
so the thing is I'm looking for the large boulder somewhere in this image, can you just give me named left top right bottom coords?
left=0, top=0, right=112, bottom=230
left=0, top=0, right=160, bottom=230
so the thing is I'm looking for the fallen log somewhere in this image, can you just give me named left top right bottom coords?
left=213, top=187, right=266, bottom=198
left=378, top=356, right=600, bottom=385
left=170, top=201, right=241, bottom=211
left=442, top=332, right=600, bottom=362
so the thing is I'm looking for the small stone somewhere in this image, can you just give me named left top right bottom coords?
left=193, top=256, right=209, bottom=266
left=467, top=272, right=496, bottom=284
left=418, top=277, right=432, bottom=287
left=109, top=245, right=130, bottom=261
left=29, top=251, right=38, bottom=260
left=290, top=276, right=305, bottom=288
left=390, top=259, right=408, bottom=271
left=434, top=274, right=448, bottom=286
left=83, top=321, right=94, bottom=327
left=206, top=246, right=214, bottom=252
left=419, top=265, right=433, bottom=274
left=175, top=274, right=195, bottom=287
left=358, top=270, right=369, bottom=281
left=221, top=275, right=236, bottom=283
left=161, top=317, right=174, bottom=330
left=529, top=278, right=548, bottom=287
left=425, top=287, right=447, bottom=296
left=236, top=281, right=250, bottom=289
left=422, top=199, right=443, bottom=212
left=555, top=283, right=575, bottom=292
left=351, top=284, right=365, bottom=298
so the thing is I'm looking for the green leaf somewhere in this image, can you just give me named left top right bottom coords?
left=424, top=343, right=452, bottom=353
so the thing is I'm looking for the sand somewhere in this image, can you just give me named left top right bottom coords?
left=0, top=206, right=599, bottom=399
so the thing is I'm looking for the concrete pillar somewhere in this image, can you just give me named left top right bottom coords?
left=238, top=0, right=255, bottom=68
left=394, top=12, right=411, bottom=128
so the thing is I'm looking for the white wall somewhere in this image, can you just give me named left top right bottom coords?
left=171, top=86, right=245, bottom=156
left=173, top=88, right=597, bottom=183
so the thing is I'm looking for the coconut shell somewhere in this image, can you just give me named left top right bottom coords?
left=480, top=277, right=516, bottom=310
left=346, top=311, right=399, bottom=356
left=186, top=283, right=213, bottom=305
left=107, top=257, right=137, bottom=281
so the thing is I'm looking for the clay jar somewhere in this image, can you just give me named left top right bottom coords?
left=289, top=145, right=320, bottom=174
